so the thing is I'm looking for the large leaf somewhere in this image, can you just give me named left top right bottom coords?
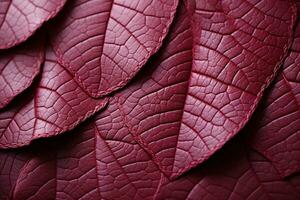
left=248, top=19, right=300, bottom=178
left=116, top=0, right=297, bottom=178
left=0, top=35, right=44, bottom=109
left=0, top=48, right=107, bottom=148
left=50, top=0, right=178, bottom=97
left=0, top=0, right=67, bottom=49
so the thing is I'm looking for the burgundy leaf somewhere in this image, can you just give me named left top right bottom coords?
left=248, top=20, right=300, bottom=178
left=156, top=142, right=300, bottom=200
left=0, top=0, right=299, bottom=199
left=0, top=0, right=67, bottom=49
left=2, top=98, right=162, bottom=200
left=0, top=151, right=30, bottom=200
left=116, top=0, right=297, bottom=178
left=0, top=35, right=44, bottom=109
left=50, top=0, right=178, bottom=98
left=0, top=48, right=108, bottom=148
left=1, top=129, right=299, bottom=199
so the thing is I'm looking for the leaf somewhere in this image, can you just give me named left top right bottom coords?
left=0, top=0, right=67, bottom=49
left=0, top=150, right=30, bottom=200
left=116, top=0, right=297, bottom=178
left=1, top=127, right=299, bottom=199
left=155, top=141, right=300, bottom=200
left=0, top=47, right=108, bottom=149
left=1, top=98, right=162, bottom=200
left=50, top=0, right=178, bottom=98
left=0, top=35, right=44, bottom=109
left=248, top=19, right=300, bottom=178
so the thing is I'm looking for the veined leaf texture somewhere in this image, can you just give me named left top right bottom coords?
left=0, top=0, right=300, bottom=199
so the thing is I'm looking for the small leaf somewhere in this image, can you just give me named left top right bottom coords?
left=0, top=48, right=108, bottom=148
left=0, top=35, right=44, bottom=109
left=0, top=0, right=67, bottom=49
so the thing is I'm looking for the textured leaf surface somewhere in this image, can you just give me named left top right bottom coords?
left=0, top=48, right=108, bottom=148
left=1, top=133, right=299, bottom=199
left=0, top=0, right=67, bottom=49
left=51, top=0, right=178, bottom=97
left=156, top=142, right=300, bottom=200
left=1, top=98, right=162, bottom=200
left=116, top=0, right=297, bottom=178
left=0, top=0, right=299, bottom=199
left=0, top=151, right=30, bottom=200
left=249, top=20, right=300, bottom=178
left=0, top=36, right=44, bottom=109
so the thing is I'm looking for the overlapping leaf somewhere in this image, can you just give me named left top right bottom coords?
left=0, top=0, right=300, bottom=199
left=115, top=0, right=297, bottom=178
left=50, top=0, right=178, bottom=97
left=0, top=35, right=44, bottom=109
left=248, top=19, right=300, bottom=178
left=0, top=151, right=30, bottom=200
left=155, top=141, right=300, bottom=200
left=1, top=119, right=299, bottom=199
left=0, top=98, right=162, bottom=200
left=0, top=0, right=67, bottom=49
left=0, top=48, right=107, bottom=148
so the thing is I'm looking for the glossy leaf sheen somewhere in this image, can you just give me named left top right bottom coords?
left=0, top=36, right=44, bottom=109
left=51, top=0, right=178, bottom=97
left=116, top=0, right=297, bottom=178
left=0, top=48, right=108, bottom=148
left=0, top=0, right=67, bottom=49
left=249, top=20, right=300, bottom=178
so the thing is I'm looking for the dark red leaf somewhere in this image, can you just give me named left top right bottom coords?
left=50, top=0, right=178, bottom=97
left=115, top=0, right=297, bottom=178
left=1, top=124, right=299, bottom=199
left=0, top=0, right=67, bottom=49
left=0, top=151, right=30, bottom=200
left=0, top=0, right=299, bottom=199
left=0, top=48, right=108, bottom=148
left=0, top=35, right=44, bottom=109
left=249, top=20, right=300, bottom=178
left=1, top=98, right=162, bottom=199
left=156, top=142, right=300, bottom=200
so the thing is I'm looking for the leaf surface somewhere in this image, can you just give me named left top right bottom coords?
left=0, top=48, right=108, bottom=148
left=155, top=141, right=300, bottom=200
left=0, top=151, right=30, bottom=200
left=116, top=0, right=297, bottom=178
left=249, top=19, right=300, bottom=178
left=50, top=0, right=178, bottom=97
left=1, top=131, right=299, bottom=200
left=0, top=35, right=44, bottom=109
left=2, top=98, right=162, bottom=200
left=0, top=0, right=67, bottom=49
